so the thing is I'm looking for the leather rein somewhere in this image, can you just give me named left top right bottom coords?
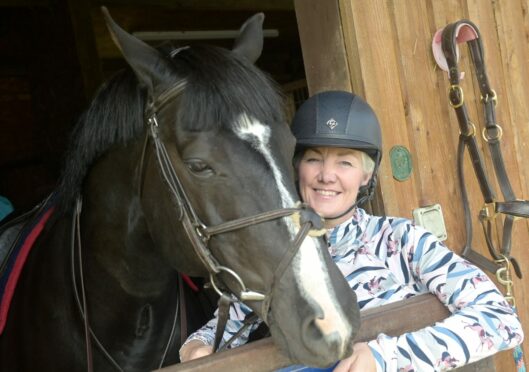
left=438, top=20, right=529, bottom=282
left=73, top=79, right=325, bottom=370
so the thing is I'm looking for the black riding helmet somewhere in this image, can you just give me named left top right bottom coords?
left=291, top=90, right=382, bottom=219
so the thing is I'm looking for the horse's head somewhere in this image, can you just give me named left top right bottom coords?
left=102, top=8, right=359, bottom=366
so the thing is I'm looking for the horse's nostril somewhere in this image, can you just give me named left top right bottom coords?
left=314, top=316, right=336, bottom=337
left=302, top=318, right=324, bottom=344
left=301, top=314, right=343, bottom=357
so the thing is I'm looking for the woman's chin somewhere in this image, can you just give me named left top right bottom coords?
left=312, top=201, right=341, bottom=215
left=321, top=209, right=356, bottom=226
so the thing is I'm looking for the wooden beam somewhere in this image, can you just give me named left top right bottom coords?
left=157, top=294, right=449, bottom=372
left=91, top=0, right=294, bottom=11
left=293, top=0, right=351, bottom=95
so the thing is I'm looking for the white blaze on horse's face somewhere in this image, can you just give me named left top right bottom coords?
left=233, top=114, right=351, bottom=353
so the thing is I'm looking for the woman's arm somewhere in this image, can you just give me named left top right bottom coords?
left=179, top=300, right=261, bottom=361
left=367, top=224, right=523, bottom=371
left=179, top=340, right=213, bottom=362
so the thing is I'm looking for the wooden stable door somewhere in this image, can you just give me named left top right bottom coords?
left=295, top=1, right=529, bottom=371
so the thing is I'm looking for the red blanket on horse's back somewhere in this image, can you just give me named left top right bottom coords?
left=0, top=202, right=54, bottom=334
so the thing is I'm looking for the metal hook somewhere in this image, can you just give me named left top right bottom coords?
left=495, top=255, right=516, bottom=306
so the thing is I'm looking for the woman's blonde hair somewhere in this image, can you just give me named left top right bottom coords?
left=358, top=150, right=375, bottom=175
left=293, top=148, right=375, bottom=177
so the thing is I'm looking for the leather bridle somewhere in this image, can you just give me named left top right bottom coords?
left=436, top=20, right=529, bottom=280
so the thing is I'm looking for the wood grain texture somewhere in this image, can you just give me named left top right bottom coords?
left=159, top=294, right=449, bottom=372
left=298, top=0, right=529, bottom=370
left=294, top=0, right=352, bottom=94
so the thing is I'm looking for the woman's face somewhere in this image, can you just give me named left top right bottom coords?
left=298, top=147, right=371, bottom=228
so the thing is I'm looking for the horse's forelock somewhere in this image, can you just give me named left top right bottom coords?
left=173, top=45, right=285, bottom=133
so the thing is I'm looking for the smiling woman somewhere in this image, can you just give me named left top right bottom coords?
left=181, top=90, right=524, bottom=372
left=290, top=91, right=523, bottom=371
left=297, top=147, right=372, bottom=228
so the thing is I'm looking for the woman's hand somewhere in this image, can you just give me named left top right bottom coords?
left=333, top=342, right=376, bottom=372
left=179, top=340, right=214, bottom=362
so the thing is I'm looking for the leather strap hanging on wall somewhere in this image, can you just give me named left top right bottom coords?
left=432, top=19, right=529, bottom=278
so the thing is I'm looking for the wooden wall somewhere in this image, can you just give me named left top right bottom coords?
left=295, top=0, right=529, bottom=370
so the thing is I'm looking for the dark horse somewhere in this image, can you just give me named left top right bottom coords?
left=0, top=9, right=359, bottom=371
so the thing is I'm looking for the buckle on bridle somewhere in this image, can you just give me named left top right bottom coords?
left=482, top=124, right=503, bottom=142
left=195, top=223, right=210, bottom=242
left=459, top=121, right=476, bottom=138
left=495, top=255, right=516, bottom=306
left=449, top=84, right=464, bottom=108
left=480, top=89, right=497, bottom=105
left=480, top=201, right=497, bottom=220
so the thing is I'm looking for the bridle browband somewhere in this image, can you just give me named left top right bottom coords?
left=437, top=20, right=529, bottom=280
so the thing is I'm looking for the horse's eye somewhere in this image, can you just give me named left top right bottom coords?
left=184, top=159, right=214, bottom=176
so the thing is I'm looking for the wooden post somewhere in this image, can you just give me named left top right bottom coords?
left=158, top=294, right=449, bottom=371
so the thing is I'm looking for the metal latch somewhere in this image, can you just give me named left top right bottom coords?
left=412, top=204, right=448, bottom=241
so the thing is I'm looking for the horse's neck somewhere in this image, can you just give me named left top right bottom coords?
left=11, top=146, right=183, bottom=370
left=81, top=144, right=175, bottom=298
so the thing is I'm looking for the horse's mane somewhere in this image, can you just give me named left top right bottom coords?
left=56, top=44, right=285, bottom=213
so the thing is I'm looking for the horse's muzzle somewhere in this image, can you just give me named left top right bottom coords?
left=265, top=237, right=360, bottom=367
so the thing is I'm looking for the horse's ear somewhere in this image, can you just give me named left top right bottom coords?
left=101, top=6, right=171, bottom=97
left=232, top=13, right=264, bottom=63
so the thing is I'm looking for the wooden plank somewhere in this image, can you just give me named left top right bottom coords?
left=389, top=1, right=451, bottom=209
left=158, top=294, right=449, bottom=372
left=293, top=0, right=352, bottom=94
left=339, top=1, right=419, bottom=219
left=91, top=6, right=301, bottom=81
left=91, top=0, right=294, bottom=11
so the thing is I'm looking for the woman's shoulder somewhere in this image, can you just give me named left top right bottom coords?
left=361, top=210, right=413, bottom=233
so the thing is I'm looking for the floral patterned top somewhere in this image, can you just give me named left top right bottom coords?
left=182, top=208, right=524, bottom=371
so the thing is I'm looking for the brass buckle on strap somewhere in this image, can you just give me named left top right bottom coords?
left=480, top=201, right=497, bottom=220
left=459, top=121, right=476, bottom=138
left=449, top=84, right=464, bottom=108
left=482, top=124, right=503, bottom=142
left=480, top=89, right=497, bottom=106
left=495, top=255, right=516, bottom=307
